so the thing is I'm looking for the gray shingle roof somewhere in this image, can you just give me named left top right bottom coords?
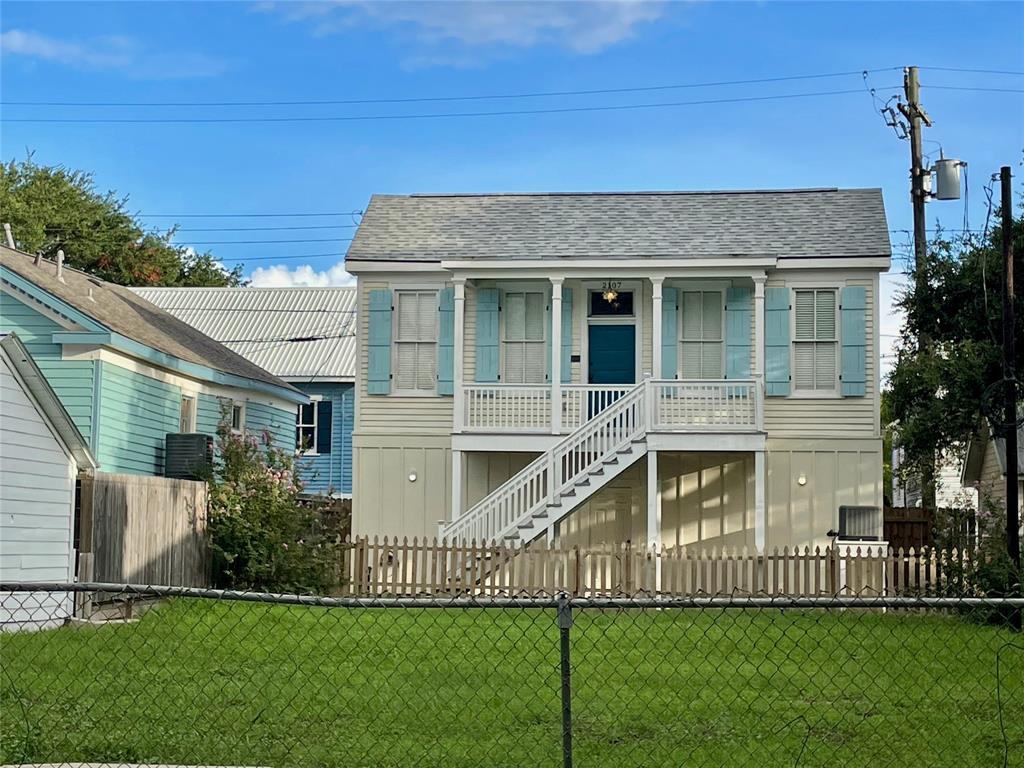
left=346, top=188, right=891, bottom=262
left=1, top=246, right=300, bottom=395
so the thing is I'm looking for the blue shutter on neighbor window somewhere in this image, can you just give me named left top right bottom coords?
left=725, top=286, right=753, bottom=379
left=315, top=400, right=333, bottom=454
left=764, top=287, right=791, bottom=396
left=367, top=289, right=392, bottom=395
left=840, top=286, right=867, bottom=397
left=661, top=287, right=678, bottom=379
left=437, top=287, right=455, bottom=395
left=475, top=287, right=500, bottom=382
left=561, top=288, right=573, bottom=384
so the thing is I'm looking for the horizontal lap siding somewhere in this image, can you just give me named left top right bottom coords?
left=245, top=401, right=294, bottom=451
left=298, top=382, right=354, bottom=496
left=356, top=280, right=453, bottom=435
left=97, top=363, right=181, bottom=475
left=1, top=292, right=95, bottom=444
left=763, top=277, right=878, bottom=438
left=196, top=393, right=223, bottom=437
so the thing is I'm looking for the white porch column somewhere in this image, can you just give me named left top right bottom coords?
left=647, top=450, right=662, bottom=592
left=550, top=278, right=563, bottom=434
left=451, top=448, right=463, bottom=525
left=453, top=279, right=466, bottom=433
left=651, top=277, right=664, bottom=381
left=754, top=449, right=766, bottom=554
left=753, top=276, right=766, bottom=378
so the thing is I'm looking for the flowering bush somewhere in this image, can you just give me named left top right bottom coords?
left=207, top=422, right=341, bottom=594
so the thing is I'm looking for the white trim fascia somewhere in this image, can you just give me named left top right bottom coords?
left=645, top=432, right=766, bottom=452
left=282, top=376, right=356, bottom=384
left=345, top=261, right=447, bottom=275
left=776, top=257, right=891, bottom=270
left=61, top=345, right=299, bottom=412
left=452, top=432, right=560, bottom=453
left=443, top=260, right=779, bottom=278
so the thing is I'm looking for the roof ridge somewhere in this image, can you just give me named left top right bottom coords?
left=378, top=187, right=880, bottom=199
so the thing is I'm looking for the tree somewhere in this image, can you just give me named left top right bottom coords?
left=0, top=155, right=242, bottom=287
left=888, top=206, right=1023, bottom=494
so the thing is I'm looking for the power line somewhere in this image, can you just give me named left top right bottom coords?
left=175, top=224, right=358, bottom=232
left=923, top=85, right=1024, bottom=94
left=137, top=211, right=361, bottom=219
left=0, top=88, right=898, bottom=124
left=215, top=252, right=346, bottom=263
left=174, top=237, right=353, bottom=245
left=921, top=66, right=1024, bottom=76
left=0, top=67, right=903, bottom=107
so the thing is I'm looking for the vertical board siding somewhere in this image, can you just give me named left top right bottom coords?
left=1, top=292, right=96, bottom=443
left=296, top=382, right=355, bottom=496
left=96, top=363, right=181, bottom=475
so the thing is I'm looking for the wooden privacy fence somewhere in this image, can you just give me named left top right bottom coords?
left=78, top=472, right=209, bottom=588
left=341, top=537, right=998, bottom=598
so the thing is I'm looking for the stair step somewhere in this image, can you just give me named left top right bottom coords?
left=574, top=478, right=591, bottom=487
left=588, top=466, right=605, bottom=476
left=602, top=456, right=620, bottom=465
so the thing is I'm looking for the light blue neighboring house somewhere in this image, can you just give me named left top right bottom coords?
left=0, top=245, right=306, bottom=476
left=132, top=285, right=356, bottom=497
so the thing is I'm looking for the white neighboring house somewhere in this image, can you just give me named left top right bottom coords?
left=891, top=446, right=974, bottom=510
left=1, top=332, right=97, bottom=631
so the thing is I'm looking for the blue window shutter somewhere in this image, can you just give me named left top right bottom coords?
left=764, top=287, right=790, bottom=396
left=840, top=286, right=867, bottom=397
left=437, top=287, right=455, bottom=395
left=661, top=287, right=678, bottom=379
left=561, top=288, right=573, bottom=383
left=475, top=287, right=500, bottom=382
left=315, top=400, right=333, bottom=454
left=367, top=288, right=392, bottom=395
left=725, top=286, right=753, bottom=379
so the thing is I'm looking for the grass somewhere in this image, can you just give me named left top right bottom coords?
left=1, top=599, right=1022, bottom=767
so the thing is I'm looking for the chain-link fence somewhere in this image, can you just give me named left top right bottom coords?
left=2, top=583, right=1022, bottom=767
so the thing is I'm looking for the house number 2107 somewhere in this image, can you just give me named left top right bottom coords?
left=601, top=281, right=622, bottom=291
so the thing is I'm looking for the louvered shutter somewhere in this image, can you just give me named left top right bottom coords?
left=561, top=288, right=573, bottom=383
left=475, top=287, right=500, bottom=382
left=437, top=287, right=455, bottom=396
left=764, top=287, right=791, bottom=396
left=840, top=286, right=867, bottom=396
left=725, top=286, right=752, bottom=379
left=366, top=289, right=392, bottom=395
left=661, top=287, right=678, bottom=378
left=315, top=400, right=333, bottom=454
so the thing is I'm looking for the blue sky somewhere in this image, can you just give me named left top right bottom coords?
left=1, top=1, right=1022, bottom=369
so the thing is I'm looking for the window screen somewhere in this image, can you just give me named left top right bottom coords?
left=679, top=290, right=724, bottom=379
left=502, top=291, right=547, bottom=383
left=793, top=289, right=837, bottom=391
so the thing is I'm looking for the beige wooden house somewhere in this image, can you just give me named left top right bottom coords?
left=346, top=188, right=890, bottom=553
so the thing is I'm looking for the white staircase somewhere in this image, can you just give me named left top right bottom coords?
left=441, top=382, right=649, bottom=545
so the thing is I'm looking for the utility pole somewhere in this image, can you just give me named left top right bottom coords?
left=1000, top=166, right=1020, bottom=605
left=900, top=65, right=936, bottom=511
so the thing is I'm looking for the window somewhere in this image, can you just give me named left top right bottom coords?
left=296, top=399, right=318, bottom=454
left=230, top=402, right=245, bottom=433
left=793, top=289, right=838, bottom=392
left=502, top=290, right=547, bottom=383
left=679, top=290, right=723, bottom=379
left=394, top=290, right=438, bottom=392
left=589, top=289, right=634, bottom=317
left=179, top=395, right=196, bottom=433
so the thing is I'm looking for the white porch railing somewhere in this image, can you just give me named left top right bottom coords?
left=650, top=379, right=763, bottom=431
left=463, top=385, right=552, bottom=431
left=561, top=385, right=632, bottom=430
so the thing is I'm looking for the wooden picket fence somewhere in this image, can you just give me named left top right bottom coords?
left=338, top=537, right=995, bottom=598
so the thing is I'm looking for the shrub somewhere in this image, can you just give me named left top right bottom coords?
left=206, top=422, right=342, bottom=594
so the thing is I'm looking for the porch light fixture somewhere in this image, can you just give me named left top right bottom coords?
left=797, top=473, right=807, bottom=486
left=408, top=471, right=418, bottom=483
left=601, top=287, right=619, bottom=303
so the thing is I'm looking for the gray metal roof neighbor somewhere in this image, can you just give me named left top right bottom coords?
left=345, top=188, right=892, bottom=263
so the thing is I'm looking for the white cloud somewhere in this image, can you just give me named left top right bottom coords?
left=248, top=262, right=355, bottom=287
left=0, top=29, right=230, bottom=79
left=265, top=1, right=666, bottom=62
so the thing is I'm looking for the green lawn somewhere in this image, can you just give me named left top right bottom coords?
left=1, top=599, right=1021, bottom=767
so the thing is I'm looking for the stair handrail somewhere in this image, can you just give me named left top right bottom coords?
left=441, top=381, right=648, bottom=543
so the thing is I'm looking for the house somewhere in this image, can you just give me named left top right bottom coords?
left=962, top=418, right=1023, bottom=522
left=345, top=188, right=890, bottom=553
left=0, top=245, right=306, bottom=477
left=1, top=333, right=97, bottom=629
left=891, top=445, right=974, bottom=510
left=132, top=286, right=356, bottom=496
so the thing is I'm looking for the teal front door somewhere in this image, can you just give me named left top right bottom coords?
left=588, top=325, right=636, bottom=384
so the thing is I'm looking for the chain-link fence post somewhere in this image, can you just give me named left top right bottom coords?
left=557, top=592, right=574, bottom=768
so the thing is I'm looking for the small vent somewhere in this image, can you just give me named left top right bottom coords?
left=165, top=433, right=213, bottom=480
left=837, top=505, right=882, bottom=541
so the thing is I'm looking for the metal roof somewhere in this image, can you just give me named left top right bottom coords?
left=1, top=246, right=300, bottom=396
left=346, top=188, right=891, bottom=263
left=132, top=286, right=357, bottom=381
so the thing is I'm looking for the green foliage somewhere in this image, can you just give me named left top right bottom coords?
left=0, top=154, right=242, bottom=287
left=888, top=208, right=1023, bottom=485
left=207, top=422, right=342, bottom=594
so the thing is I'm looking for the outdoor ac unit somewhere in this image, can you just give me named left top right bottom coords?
left=165, top=433, right=213, bottom=480
left=837, top=505, right=882, bottom=542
